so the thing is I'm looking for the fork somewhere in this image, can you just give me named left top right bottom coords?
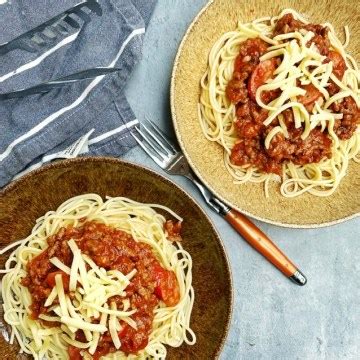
left=131, top=119, right=307, bottom=286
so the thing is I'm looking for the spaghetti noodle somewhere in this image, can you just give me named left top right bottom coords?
left=0, top=194, right=196, bottom=359
left=199, top=8, right=360, bottom=197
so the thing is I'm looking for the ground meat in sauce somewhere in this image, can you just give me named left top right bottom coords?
left=21, top=220, right=181, bottom=359
left=231, top=121, right=332, bottom=175
left=225, top=15, right=359, bottom=174
left=331, top=97, right=360, bottom=140
left=164, top=220, right=182, bottom=242
left=274, top=13, right=330, bottom=55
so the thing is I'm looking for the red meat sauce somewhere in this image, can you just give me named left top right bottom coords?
left=21, top=220, right=182, bottom=360
left=225, top=14, right=360, bottom=175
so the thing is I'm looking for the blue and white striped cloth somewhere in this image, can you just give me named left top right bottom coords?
left=0, top=0, right=157, bottom=187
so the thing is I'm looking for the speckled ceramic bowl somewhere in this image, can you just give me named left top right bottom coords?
left=0, top=157, right=233, bottom=359
left=171, top=0, right=360, bottom=228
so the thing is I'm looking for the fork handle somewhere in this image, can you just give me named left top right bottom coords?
left=225, top=209, right=307, bottom=285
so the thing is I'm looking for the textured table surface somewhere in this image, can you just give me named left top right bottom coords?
left=124, top=1, right=360, bottom=359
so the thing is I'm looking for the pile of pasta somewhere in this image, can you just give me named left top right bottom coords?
left=1, top=194, right=196, bottom=359
left=199, top=9, right=360, bottom=197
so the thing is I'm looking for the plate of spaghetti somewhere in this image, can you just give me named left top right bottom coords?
left=0, top=158, right=232, bottom=359
left=171, top=0, right=360, bottom=227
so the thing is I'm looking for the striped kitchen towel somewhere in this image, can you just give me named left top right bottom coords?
left=0, top=0, right=157, bottom=187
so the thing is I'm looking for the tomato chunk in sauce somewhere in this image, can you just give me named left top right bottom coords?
left=21, top=220, right=181, bottom=358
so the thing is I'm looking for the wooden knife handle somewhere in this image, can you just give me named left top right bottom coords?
left=225, top=209, right=307, bottom=285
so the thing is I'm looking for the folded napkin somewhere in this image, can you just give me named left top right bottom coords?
left=0, top=0, right=157, bottom=187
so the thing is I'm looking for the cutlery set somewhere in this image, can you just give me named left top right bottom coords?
left=0, top=0, right=307, bottom=285
left=0, top=0, right=107, bottom=100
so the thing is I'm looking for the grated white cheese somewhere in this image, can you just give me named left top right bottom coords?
left=36, top=232, right=143, bottom=356
left=60, top=316, right=107, bottom=333
left=50, top=257, right=71, bottom=275
left=67, top=239, right=81, bottom=292
left=256, top=28, right=358, bottom=145
left=109, top=302, right=121, bottom=349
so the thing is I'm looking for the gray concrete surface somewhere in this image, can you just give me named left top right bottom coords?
left=124, top=1, right=360, bottom=359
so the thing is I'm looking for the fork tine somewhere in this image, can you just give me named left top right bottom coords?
left=143, top=117, right=177, bottom=153
left=135, top=126, right=169, bottom=161
left=131, top=131, right=165, bottom=168
left=141, top=122, right=173, bottom=157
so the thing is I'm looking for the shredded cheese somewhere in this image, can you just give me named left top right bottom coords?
left=55, top=275, right=69, bottom=319
left=88, top=310, right=108, bottom=355
left=60, top=316, right=107, bottom=333
left=44, top=286, right=57, bottom=307
left=67, top=239, right=81, bottom=292
left=255, top=28, right=357, bottom=143
left=36, top=240, right=141, bottom=355
left=109, top=302, right=121, bottom=349
left=50, top=257, right=71, bottom=274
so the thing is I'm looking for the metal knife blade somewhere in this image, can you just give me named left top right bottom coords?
left=0, top=67, right=121, bottom=100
